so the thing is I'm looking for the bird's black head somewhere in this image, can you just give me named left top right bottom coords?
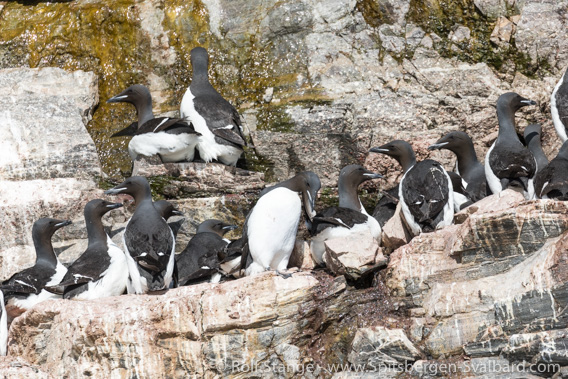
left=32, top=218, right=72, bottom=238
left=339, top=164, right=383, bottom=187
left=104, top=176, right=151, bottom=201
left=497, top=92, right=536, bottom=113
left=107, top=84, right=151, bottom=106
left=84, top=199, right=123, bottom=220
left=190, top=47, right=209, bottom=77
left=154, top=200, right=183, bottom=221
left=428, top=131, right=471, bottom=153
left=196, top=219, right=237, bottom=237
left=370, top=140, right=416, bottom=172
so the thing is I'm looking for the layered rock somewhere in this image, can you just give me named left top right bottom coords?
left=0, top=67, right=102, bottom=280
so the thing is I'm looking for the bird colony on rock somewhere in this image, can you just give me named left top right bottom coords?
left=1, top=45, right=567, bottom=356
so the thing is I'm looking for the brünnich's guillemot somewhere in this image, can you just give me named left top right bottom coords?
left=153, top=199, right=185, bottom=239
left=523, top=123, right=549, bottom=174
left=428, top=130, right=490, bottom=204
left=309, top=165, right=382, bottom=265
left=175, top=219, right=237, bottom=286
left=240, top=172, right=321, bottom=276
left=551, top=67, right=568, bottom=142
left=370, top=140, right=454, bottom=235
left=180, top=47, right=247, bottom=166
left=51, top=200, right=128, bottom=300
left=1, top=218, right=71, bottom=320
left=372, top=185, right=399, bottom=227
left=108, top=84, right=200, bottom=163
left=534, top=140, right=568, bottom=200
left=104, top=176, right=176, bottom=294
left=485, top=92, right=537, bottom=199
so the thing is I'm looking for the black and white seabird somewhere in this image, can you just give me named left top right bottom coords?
left=372, top=186, right=399, bottom=227
left=241, top=172, right=321, bottom=276
left=428, top=130, right=490, bottom=204
left=551, top=67, right=568, bottom=142
left=180, top=47, right=247, bottom=166
left=534, top=140, right=568, bottom=199
left=1, top=218, right=71, bottom=319
left=108, top=84, right=200, bottom=163
left=0, top=291, right=6, bottom=356
left=53, top=200, right=128, bottom=300
left=524, top=124, right=549, bottom=174
left=370, top=140, right=454, bottom=235
left=153, top=199, right=185, bottom=239
left=309, top=165, right=382, bottom=265
left=485, top=92, right=537, bottom=199
left=175, top=219, right=238, bottom=286
left=104, top=176, right=175, bottom=294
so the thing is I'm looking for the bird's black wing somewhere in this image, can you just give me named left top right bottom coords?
left=309, top=207, right=368, bottom=236
left=125, top=217, right=174, bottom=272
left=58, top=244, right=111, bottom=287
left=137, top=117, right=199, bottom=135
left=403, top=161, right=450, bottom=231
left=193, top=95, right=247, bottom=147
left=556, top=80, right=568, bottom=129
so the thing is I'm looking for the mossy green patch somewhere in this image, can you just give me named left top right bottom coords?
left=404, top=0, right=551, bottom=78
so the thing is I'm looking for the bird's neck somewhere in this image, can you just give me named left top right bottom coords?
left=338, top=181, right=364, bottom=213
left=137, top=98, right=154, bottom=126
left=400, top=155, right=417, bottom=173
left=33, top=233, right=57, bottom=266
left=86, top=216, right=108, bottom=248
left=496, top=104, right=519, bottom=140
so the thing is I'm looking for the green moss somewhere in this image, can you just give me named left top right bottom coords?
left=356, top=0, right=398, bottom=27
left=317, top=187, right=339, bottom=209
left=404, top=0, right=551, bottom=78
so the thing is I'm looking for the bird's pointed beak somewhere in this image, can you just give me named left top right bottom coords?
left=362, top=170, right=383, bottom=180
left=106, top=203, right=124, bottom=210
left=369, top=147, right=389, bottom=154
left=520, top=99, right=537, bottom=106
left=104, top=185, right=127, bottom=195
left=222, top=224, right=238, bottom=231
left=106, top=94, right=129, bottom=103
left=55, top=220, right=72, bottom=228
left=428, top=142, right=448, bottom=151
left=302, top=188, right=318, bottom=223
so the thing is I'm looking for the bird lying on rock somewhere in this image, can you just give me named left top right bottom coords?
left=309, top=165, right=382, bottom=265
left=108, top=84, right=200, bottom=163
left=49, top=199, right=128, bottom=300
left=175, top=219, right=238, bottom=286
left=1, top=218, right=71, bottom=321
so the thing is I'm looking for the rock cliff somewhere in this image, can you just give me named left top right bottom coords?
left=1, top=0, right=568, bottom=378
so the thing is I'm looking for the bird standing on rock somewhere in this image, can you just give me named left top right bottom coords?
left=370, top=140, right=454, bottom=236
left=180, top=47, right=247, bottom=166
left=240, top=171, right=321, bottom=277
left=104, top=176, right=175, bottom=294
left=485, top=92, right=537, bottom=199
left=551, top=67, right=568, bottom=142
left=107, top=84, right=200, bottom=163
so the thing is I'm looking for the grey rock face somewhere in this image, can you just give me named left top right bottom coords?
left=0, top=67, right=101, bottom=281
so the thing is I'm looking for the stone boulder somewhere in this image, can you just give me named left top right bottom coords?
left=0, top=67, right=101, bottom=281
left=323, top=230, right=387, bottom=281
